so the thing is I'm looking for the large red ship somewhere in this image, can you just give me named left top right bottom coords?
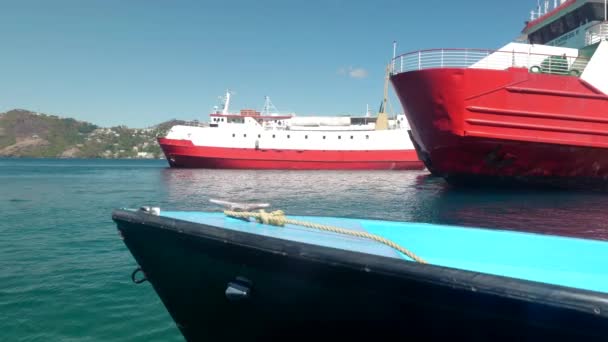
left=390, top=0, right=608, bottom=188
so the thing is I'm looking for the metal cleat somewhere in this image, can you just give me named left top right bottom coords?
left=139, top=206, right=161, bottom=215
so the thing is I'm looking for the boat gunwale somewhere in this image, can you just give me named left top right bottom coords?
left=112, top=209, right=608, bottom=319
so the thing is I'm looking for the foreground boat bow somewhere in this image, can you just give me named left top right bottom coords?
left=113, top=208, right=608, bottom=340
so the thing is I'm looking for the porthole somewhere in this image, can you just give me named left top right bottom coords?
left=350, top=136, right=353, bottom=139
left=258, top=134, right=261, bottom=138
left=244, top=134, right=247, bottom=137
left=305, top=135, right=308, bottom=139
left=287, top=135, right=290, bottom=138
left=338, top=136, right=341, bottom=139
left=366, top=135, right=369, bottom=139
left=272, top=134, right=276, bottom=138
left=323, top=136, right=326, bottom=139
left=232, top=133, right=235, bottom=137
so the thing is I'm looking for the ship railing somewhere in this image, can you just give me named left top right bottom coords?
left=585, top=22, right=608, bottom=45
left=391, top=48, right=589, bottom=77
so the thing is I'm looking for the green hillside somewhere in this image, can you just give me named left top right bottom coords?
left=0, top=109, right=188, bottom=158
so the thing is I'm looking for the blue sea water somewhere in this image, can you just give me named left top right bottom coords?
left=2, top=158, right=608, bottom=341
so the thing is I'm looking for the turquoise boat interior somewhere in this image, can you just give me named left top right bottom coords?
left=161, top=210, right=608, bottom=294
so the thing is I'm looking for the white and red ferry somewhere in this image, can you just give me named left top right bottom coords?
left=390, top=0, right=608, bottom=188
left=158, top=91, right=423, bottom=170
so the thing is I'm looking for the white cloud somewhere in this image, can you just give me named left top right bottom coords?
left=337, top=66, right=368, bottom=79
left=349, top=67, right=368, bottom=79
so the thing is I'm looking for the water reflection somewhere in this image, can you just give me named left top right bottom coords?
left=160, top=168, right=608, bottom=241
left=161, top=168, right=431, bottom=220
left=414, top=175, right=608, bottom=240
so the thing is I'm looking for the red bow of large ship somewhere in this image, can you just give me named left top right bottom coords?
left=390, top=0, right=608, bottom=189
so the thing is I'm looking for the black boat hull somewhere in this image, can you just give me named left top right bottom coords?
left=113, top=210, right=608, bottom=341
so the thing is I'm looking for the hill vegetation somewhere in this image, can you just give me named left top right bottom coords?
left=0, top=109, right=189, bottom=158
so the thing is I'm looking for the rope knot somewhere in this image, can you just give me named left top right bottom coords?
left=256, top=209, right=286, bottom=226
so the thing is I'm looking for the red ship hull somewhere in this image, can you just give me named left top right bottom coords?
left=390, top=67, right=608, bottom=188
left=158, top=138, right=425, bottom=170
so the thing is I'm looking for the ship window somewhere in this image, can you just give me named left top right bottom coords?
left=366, top=135, right=369, bottom=139
left=305, top=135, right=308, bottom=139
left=529, top=31, right=542, bottom=44
left=564, top=12, right=578, bottom=31
left=272, top=134, right=275, bottom=138
left=258, top=134, right=261, bottom=138
left=287, top=135, right=290, bottom=138
left=228, top=117, right=244, bottom=124
left=232, top=133, right=235, bottom=137
left=323, top=136, right=326, bottom=139
left=529, top=2, right=603, bottom=45
left=350, top=136, right=353, bottom=139
left=244, top=134, right=247, bottom=137
left=338, top=136, right=341, bottom=139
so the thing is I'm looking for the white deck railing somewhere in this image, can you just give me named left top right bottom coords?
left=586, top=22, right=608, bottom=45
left=391, top=48, right=589, bottom=77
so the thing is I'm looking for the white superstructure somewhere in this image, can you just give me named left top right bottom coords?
left=164, top=92, right=416, bottom=152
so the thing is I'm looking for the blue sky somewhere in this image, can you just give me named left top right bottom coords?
left=0, top=0, right=536, bottom=127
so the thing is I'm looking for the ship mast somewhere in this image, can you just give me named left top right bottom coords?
left=375, top=63, right=391, bottom=130
left=222, top=90, right=231, bottom=115
left=262, top=96, right=280, bottom=116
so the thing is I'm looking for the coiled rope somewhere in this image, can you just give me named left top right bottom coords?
left=224, top=209, right=426, bottom=264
